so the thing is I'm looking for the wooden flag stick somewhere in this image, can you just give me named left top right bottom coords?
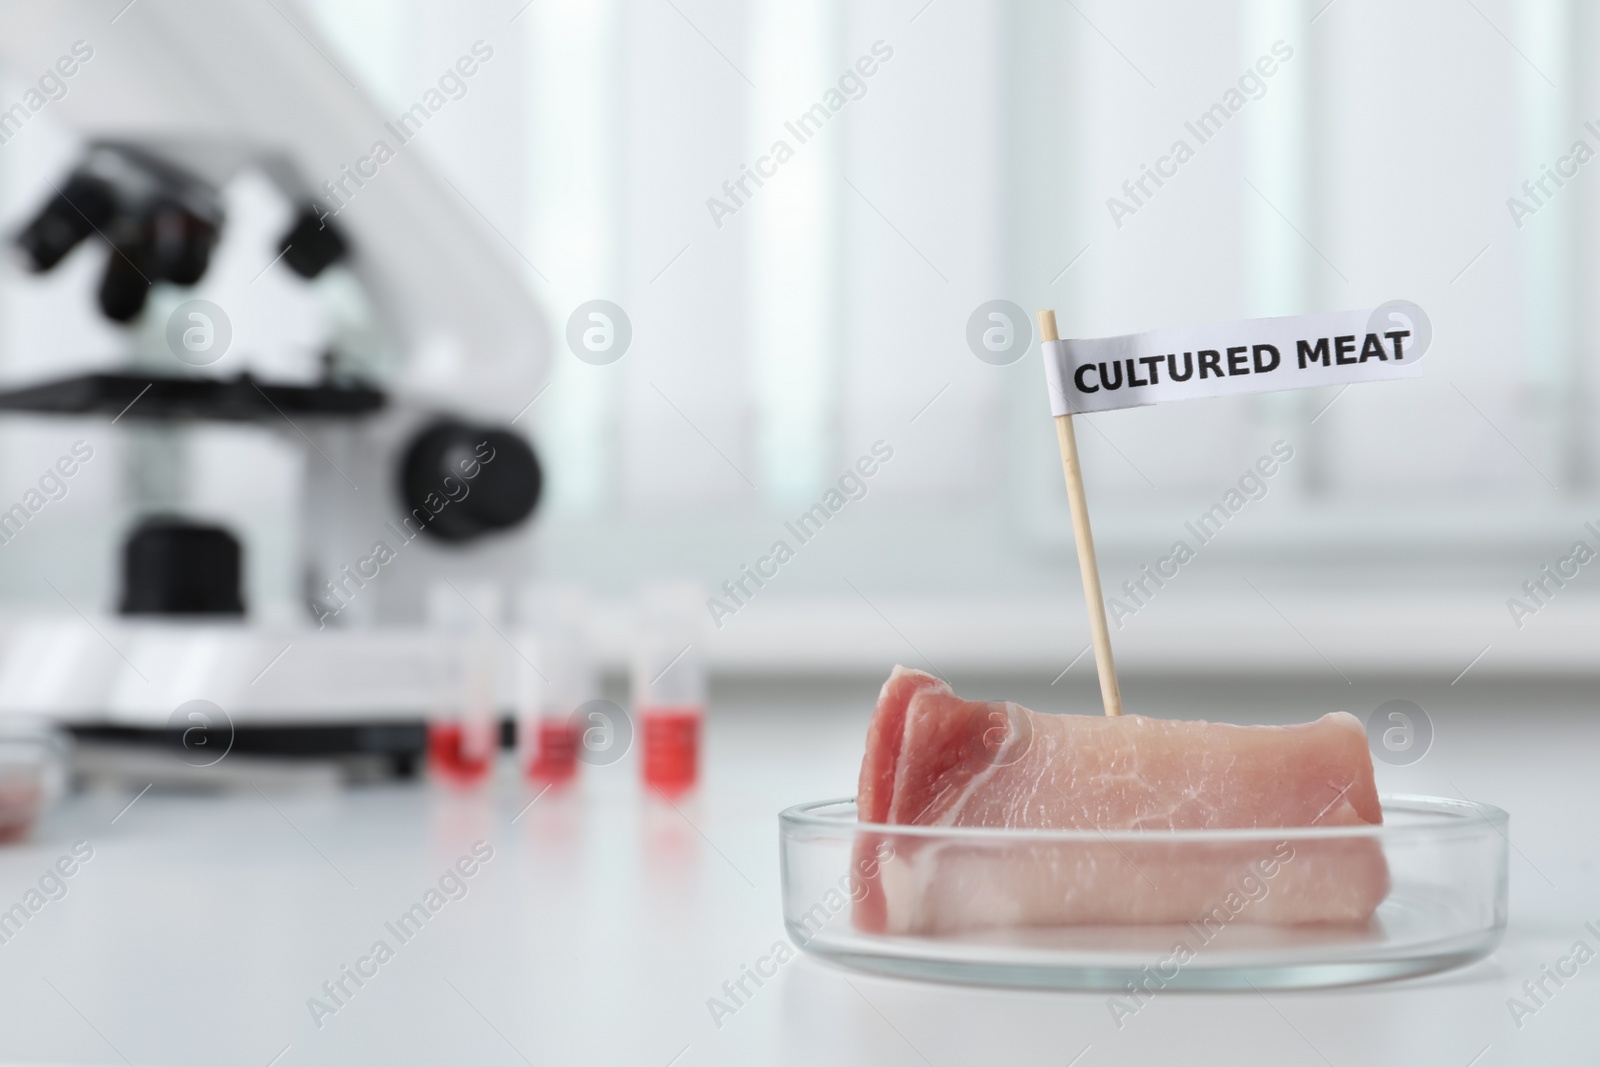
left=1038, top=309, right=1123, bottom=717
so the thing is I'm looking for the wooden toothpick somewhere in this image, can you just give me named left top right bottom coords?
left=1038, top=309, right=1123, bottom=717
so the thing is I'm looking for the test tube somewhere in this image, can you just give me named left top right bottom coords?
left=425, top=582, right=500, bottom=785
left=515, top=584, right=593, bottom=783
left=633, top=582, right=705, bottom=795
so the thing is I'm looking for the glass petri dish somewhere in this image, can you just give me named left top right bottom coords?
left=0, top=719, right=72, bottom=844
left=778, top=795, right=1507, bottom=990
left=0, top=747, right=49, bottom=843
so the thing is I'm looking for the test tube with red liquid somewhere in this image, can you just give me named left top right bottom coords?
left=515, top=585, right=592, bottom=784
left=426, top=583, right=499, bottom=786
left=633, top=582, right=705, bottom=795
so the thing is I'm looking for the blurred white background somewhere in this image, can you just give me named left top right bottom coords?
left=0, top=0, right=1595, bottom=677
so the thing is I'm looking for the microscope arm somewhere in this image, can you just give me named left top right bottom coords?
left=0, top=0, right=548, bottom=420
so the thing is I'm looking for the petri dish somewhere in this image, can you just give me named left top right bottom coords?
left=0, top=719, right=71, bottom=844
left=778, top=795, right=1507, bottom=990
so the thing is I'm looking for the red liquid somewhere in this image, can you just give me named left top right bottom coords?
left=526, top=718, right=581, bottom=783
left=642, top=706, right=701, bottom=794
left=428, top=721, right=493, bottom=784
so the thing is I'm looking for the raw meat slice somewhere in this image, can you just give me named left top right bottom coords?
left=853, top=667, right=1389, bottom=935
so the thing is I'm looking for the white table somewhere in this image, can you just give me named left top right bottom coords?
left=0, top=675, right=1592, bottom=1066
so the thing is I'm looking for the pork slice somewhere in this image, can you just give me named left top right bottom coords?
left=852, top=667, right=1389, bottom=935
left=857, top=665, right=949, bottom=824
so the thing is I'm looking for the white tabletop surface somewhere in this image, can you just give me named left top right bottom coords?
left=0, top=674, right=1593, bottom=1066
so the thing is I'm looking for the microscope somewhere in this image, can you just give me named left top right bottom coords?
left=0, top=3, right=550, bottom=776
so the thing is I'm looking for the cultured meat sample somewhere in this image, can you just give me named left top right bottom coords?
left=854, top=667, right=1389, bottom=935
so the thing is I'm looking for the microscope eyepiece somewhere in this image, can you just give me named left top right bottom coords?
left=14, top=172, right=115, bottom=273
left=12, top=144, right=223, bottom=322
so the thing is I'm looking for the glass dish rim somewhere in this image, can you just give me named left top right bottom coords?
left=779, top=793, right=1506, bottom=843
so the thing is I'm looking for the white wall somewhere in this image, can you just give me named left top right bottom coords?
left=0, top=0, right=1595, bottom=672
